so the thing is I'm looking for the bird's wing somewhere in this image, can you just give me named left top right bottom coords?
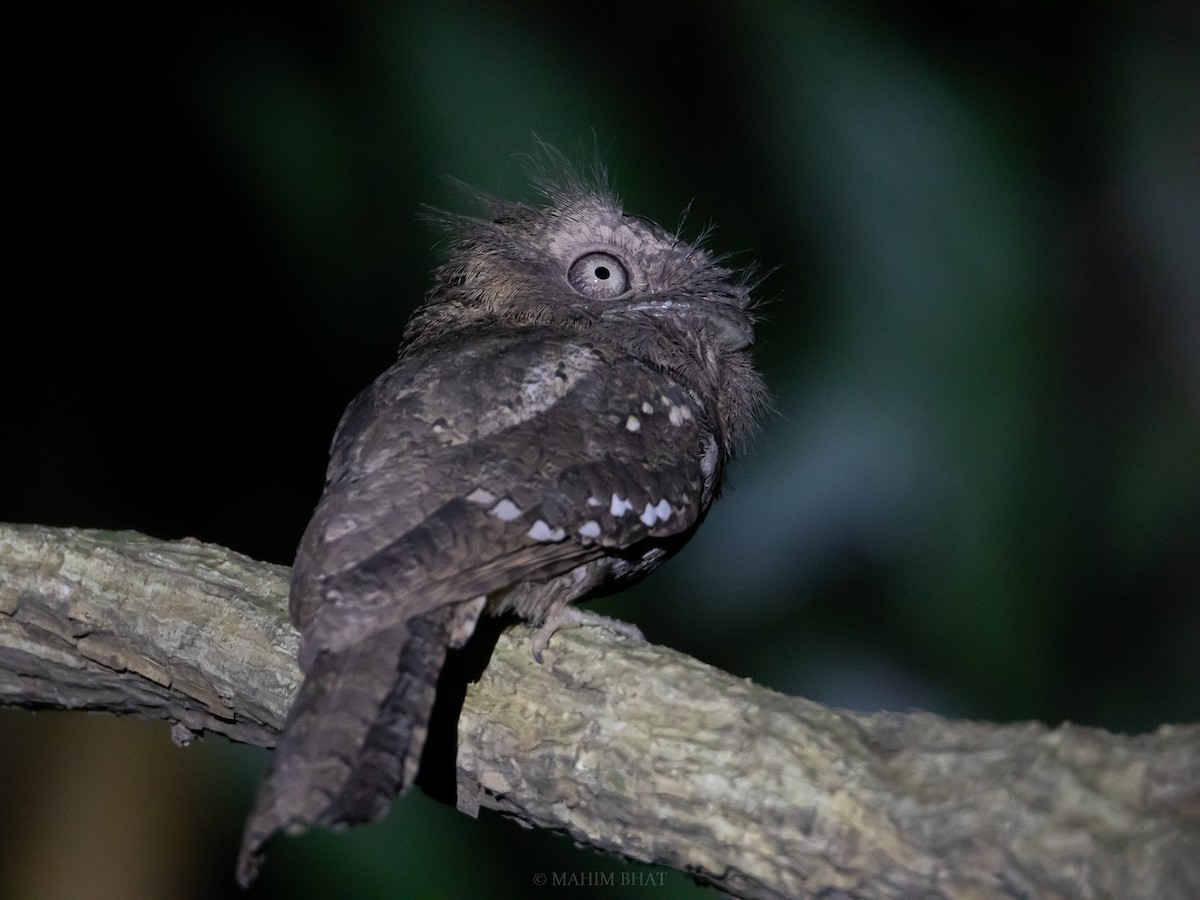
left=291, top=328, right=714, bottom=658
left=237, top=329, right=713, bottom=885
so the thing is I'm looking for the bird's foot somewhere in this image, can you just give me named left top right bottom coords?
left=530, top=607, right=645, bottom=663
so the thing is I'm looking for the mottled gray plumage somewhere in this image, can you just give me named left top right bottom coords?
left=236, top=150, right=767, bottom=885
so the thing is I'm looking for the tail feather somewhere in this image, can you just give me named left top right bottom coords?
left=236, top=607, right=456, bottom=888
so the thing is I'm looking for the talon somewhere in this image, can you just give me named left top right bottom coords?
left=531, top=631, right=549, bottom=664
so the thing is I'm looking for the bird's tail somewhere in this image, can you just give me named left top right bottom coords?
left=236, top=601, right=479, bottom=887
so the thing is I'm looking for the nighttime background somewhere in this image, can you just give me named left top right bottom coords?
left=2, top=2, right=1197, bottom=898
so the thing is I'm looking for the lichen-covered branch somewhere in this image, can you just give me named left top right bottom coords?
left=1, top=522, right=1197, bottom=898
left=0, top=522, right=303, bottom=749
left=461, top=631, right=1200, bottom=898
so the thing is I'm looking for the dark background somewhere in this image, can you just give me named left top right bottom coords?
left=2, top=2, right=1197, bottom=898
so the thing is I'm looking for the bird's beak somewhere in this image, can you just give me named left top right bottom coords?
left=603, top=298, right=755, bottom=352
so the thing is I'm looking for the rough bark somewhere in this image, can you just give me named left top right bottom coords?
left=1, top=522, right=1197, bottom=898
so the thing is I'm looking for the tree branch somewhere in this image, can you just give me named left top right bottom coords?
left=1, top=522, right=1196, bottom=898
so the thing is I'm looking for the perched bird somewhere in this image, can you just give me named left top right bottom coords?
left=236, top=149, right=767, bottom=885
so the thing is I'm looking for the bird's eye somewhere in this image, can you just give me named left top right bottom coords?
left=567, top=252, right=630, bottom=299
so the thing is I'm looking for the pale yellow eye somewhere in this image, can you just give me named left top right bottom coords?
left=567, top=251, right=629, bottom=299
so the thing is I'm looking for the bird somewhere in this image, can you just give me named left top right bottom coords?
left=236, top=148, right=767, bottom=886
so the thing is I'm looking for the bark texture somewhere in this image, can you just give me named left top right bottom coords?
left=1, top=522, right=1197, bottom=898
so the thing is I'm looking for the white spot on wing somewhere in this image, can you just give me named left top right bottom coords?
left=701, top=437, right=719, bottom=480
left=587, top=496, right=603, bottom=507
left=610, top=494, right=633, bottom=516
left=491, top=499, right=522, bottom=521
left=324, top=515, right=357, bottom=541
left=640, top=503, right=657, bottom=526
left=669, top=404, right=693, bottom=427
left=642, top=401, right=654, bottom=414
left=527, top=519, right=566, bottom=542
left=578, top=520, right=601, bottom=539
left=466, top=487, right=496, bottom=505
left=625, top=415, right=640, bottom=432
left=655, top=499, right=671, bottom=522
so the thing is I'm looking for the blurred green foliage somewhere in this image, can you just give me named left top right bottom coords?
left=3, top=1, right=1197, bottom=898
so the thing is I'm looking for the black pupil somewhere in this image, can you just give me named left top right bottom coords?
left=594, top=265, right=610, bottom=280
